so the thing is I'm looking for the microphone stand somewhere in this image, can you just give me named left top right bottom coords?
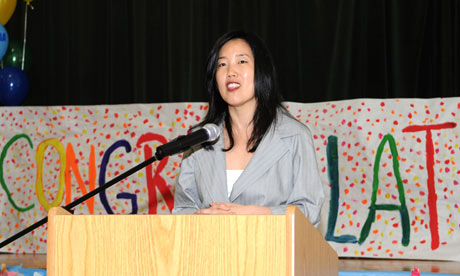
left=0, top=155, right=158, bottom=249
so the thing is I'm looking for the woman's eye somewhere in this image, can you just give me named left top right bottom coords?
left=239, top=60, right=248, bottom=64
left=217, top=62, right=226, bottom=67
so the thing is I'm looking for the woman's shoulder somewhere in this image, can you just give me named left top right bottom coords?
left=274, top=109, right=312, bottom=138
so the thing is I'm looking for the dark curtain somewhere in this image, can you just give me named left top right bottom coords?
left=4, top=0, right=460, bottom=106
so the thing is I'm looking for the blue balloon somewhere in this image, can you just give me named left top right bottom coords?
left=0, top=23, right=8, bottom=60
left=0, top=67, right=29, bottom=106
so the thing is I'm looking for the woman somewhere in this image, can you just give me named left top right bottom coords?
left=172, top=30, right=324, bottom=227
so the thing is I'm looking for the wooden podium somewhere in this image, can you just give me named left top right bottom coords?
left=47, top=206, right=338, bottom=276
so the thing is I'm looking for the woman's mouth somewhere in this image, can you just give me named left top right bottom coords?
left=226, top=82, right=241, bottom=92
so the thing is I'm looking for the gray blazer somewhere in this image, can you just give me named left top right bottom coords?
left=172, top=111, right=324, bottom=227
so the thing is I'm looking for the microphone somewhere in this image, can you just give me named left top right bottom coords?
left=155, top=123, right=221, bottom=160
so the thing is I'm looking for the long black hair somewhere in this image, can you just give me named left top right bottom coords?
left=200, top=30, right=284, bottom=152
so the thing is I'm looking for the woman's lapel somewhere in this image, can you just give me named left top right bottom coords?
left=196, top=132, right=229, bottom=203
left=229, top=128, right=288, bottom=202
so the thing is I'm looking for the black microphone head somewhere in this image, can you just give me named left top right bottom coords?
left=155, top=123, right=221, bottom=160
left=202, top=123, right=221, bottom=142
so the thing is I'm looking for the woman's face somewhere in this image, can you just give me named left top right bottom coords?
left=216, top=39, right=256, bottom=111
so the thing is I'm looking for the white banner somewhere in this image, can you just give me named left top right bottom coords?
left=0, top=98, right=459, bottom=261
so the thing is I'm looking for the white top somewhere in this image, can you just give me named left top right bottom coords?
left=226, top=170, right=243, bottom=197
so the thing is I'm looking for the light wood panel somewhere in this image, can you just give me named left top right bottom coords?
left=46, top=207, right=71, bottom=276
left=1, top=254, right=460, bottom=274
left=47, top=209, right=287, bottom=276
left=286, top=206, right=338, bottom=276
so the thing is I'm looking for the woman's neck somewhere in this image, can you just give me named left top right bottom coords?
left=228, top=104, right=255, bottom=132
